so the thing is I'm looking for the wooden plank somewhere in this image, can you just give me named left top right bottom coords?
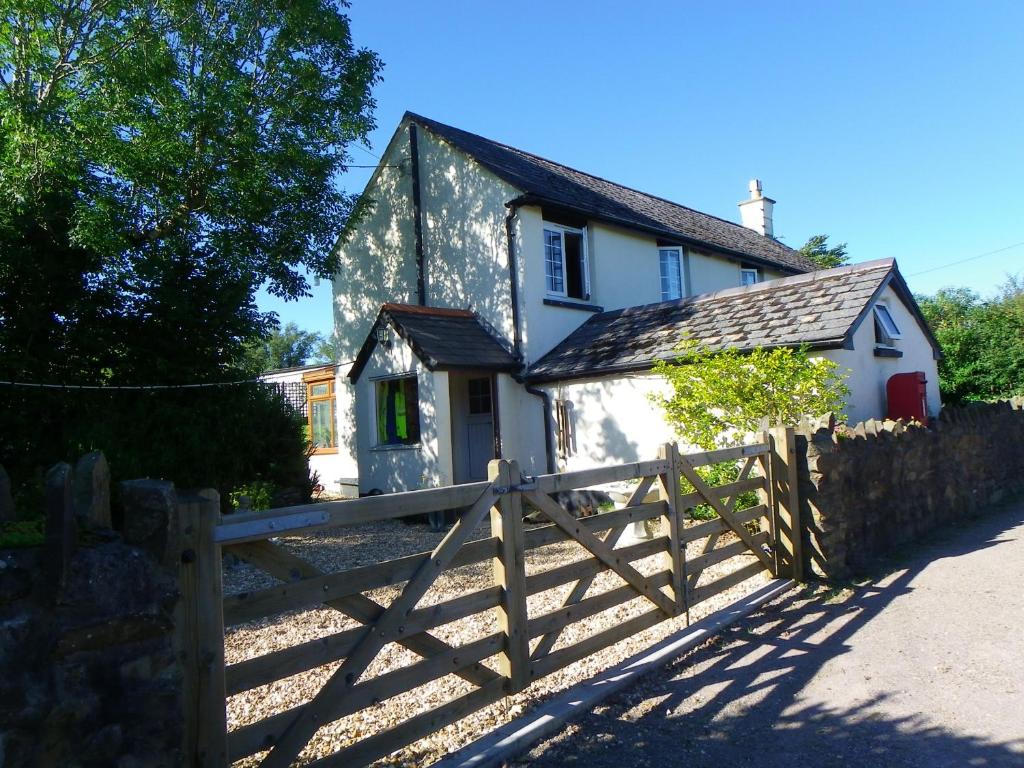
left=687, top=532, right=769, bottom=576
left=769, top=426, right=805, bottom=581
left=525, top=537, right=668, bottom=596
left=676, top=476, right=765, bottom=512
left=222, top=534, right=498, bottom=627
left=225, top=585, right=502, bottom=695
left=226, top=540, right=500, bottom=689
left=530, top=606, right=666, bottom=681
left=191, top=494, right=228, bottom=768
left=681, top=504, right=767, bottom=544
left=677, top=462, right=775, bottom=572
left=530, top=475, right=656, bottom=661
left=528, top=571, right=672, bottom=641
left=305, top=677, right=508, bottom=768
left=258, top=485, right=499, bottom=768
left=216, top=481, right=493, bottom=545
left=689, top=560, right=768, bottom=606
left=532, top=458, right=671, bottom=494
left=522, top=501, right=666, bottom=551
left=228, top=632, right=504, bottom=762
left=176, top=498, right=201, bottom=767
left=658, top=444, right=686, bottom=615
left=522, top=490, right=676, bottom=617
left=681, top=442, right=770, bottom=468
left=489, top=460, right=531, bottom=693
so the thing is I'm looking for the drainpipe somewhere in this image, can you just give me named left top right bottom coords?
left=525, top=384, right=557, bottom=474
left=504, top=200, right=523, bottom=360
left=409, top=123, right=427, bottom=305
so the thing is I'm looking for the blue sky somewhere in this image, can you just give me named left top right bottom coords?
left=260, top=0, right=1024, bottom=338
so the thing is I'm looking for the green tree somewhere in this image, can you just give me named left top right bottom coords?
left=652, top=340, right=849, bottom=519
left=653, top=340, right=850, bottom=451
left=800, top=234, right=850, bottom=269
left=243, top=323, right=330, bottom=372
left=917, top=276, right=1024, bottom=403
left=0, top=1, right=380, bottom=500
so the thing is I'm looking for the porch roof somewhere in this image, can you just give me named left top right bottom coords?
left=348, top=303, right=521, bottom=382
left=526, top=259, right=941, bottom=383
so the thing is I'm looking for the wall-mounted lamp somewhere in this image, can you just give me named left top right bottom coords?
left=375, top=323, right=391, bottom=348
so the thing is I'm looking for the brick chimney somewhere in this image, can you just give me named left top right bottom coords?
left=738, top=179, right=775, bottom=238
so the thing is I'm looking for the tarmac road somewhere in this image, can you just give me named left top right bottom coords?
left=518, top=501, right=1024, bottom=768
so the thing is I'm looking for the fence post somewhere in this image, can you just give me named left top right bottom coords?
left=488, top=459, right=530, bottom=694
left=658, top=443, right=687, bottom=620
left=177, top=491, right=228, bottom=767
left=768, top=426, right=805, bottom=581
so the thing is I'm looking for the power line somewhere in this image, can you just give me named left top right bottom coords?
left=1, top=361, right=357, bottom=391
left=353, top=143, right=382, bottom=161
left=907, top=240, right=1024, bottom=277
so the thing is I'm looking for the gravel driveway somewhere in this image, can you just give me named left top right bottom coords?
left=519, top=500, right=1024, bottom=768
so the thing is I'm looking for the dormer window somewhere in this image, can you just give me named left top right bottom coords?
left=740, top=267, right=759, bottom=287
left=873, top=304, right=902, bottom=347
left=659, top=248, right=683, bottom=300
left=544, top=225, right=590, bottom=300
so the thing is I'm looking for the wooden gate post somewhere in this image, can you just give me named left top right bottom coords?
left=178, top=491, right=228, bottom=767
left=488, top=459, right=530, bottom=693
left=768, top=426, right=805, bottom=581
left=658, top=443, right=687, bottom=620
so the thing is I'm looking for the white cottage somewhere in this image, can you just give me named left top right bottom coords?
left=331, top=113, right=942, bottom=494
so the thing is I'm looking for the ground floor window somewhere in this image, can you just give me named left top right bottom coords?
left=376, top=376, right=421, bottom=446
left=304, top=372, right=337, bottom=453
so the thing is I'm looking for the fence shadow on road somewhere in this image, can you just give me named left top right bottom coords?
left=524, top=504, right=1024, bottom=768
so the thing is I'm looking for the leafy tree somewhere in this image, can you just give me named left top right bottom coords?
left=917, top=276, right=1024, bottom=403
left=0, top=1, right=380, bottom=500
left=800, top=234, right=850, bottom=270
left=652, top=340, right=849, bottom=519
left=652, top=340, right=850, bottom=451
left=242, top=323, right=330, bottom=373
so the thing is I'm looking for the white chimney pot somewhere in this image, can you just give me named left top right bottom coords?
left=738, top=178, right=775, bottom=238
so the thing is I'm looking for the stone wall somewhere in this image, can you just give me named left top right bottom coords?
left=795, top=399, right=1024, bottom=579
left=0, top=456, right=188, bottom=768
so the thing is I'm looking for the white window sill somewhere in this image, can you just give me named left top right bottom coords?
left=370, top=443, right=422, bottom=453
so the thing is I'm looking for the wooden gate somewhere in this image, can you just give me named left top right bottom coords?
left=177, top=428, right=802, bottom=767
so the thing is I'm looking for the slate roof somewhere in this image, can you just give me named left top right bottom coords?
left=527, top=259, right=940, bottom=383
left=348, top=303, right=521, bottom=382
left=408, top=112, right=819, bottom=275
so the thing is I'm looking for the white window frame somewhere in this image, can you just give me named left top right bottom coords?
left=659, top=247, right=684, bottom=301
left=543, top=224, right=590, bottom=300
left=740, top=268, right=759, bottom=287
left=873, top=303, right=902, bottom=346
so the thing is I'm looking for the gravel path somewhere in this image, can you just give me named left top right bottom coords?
left=518, top=500, right=1024, bottom=768
left=222, top=513, right=772, bottom=766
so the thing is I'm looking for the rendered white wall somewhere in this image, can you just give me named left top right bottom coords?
left=495, top=373, right=548, bottom=476
left=354, top=338, right=451, bottom=494
left=819, top=284, right=941, bottom=424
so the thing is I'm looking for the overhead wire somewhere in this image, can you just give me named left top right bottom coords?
left=907, top=240, right=1024, bottom=277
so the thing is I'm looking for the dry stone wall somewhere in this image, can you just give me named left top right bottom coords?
left=795, top=399, right=1024, bottom=579
left=0, top=455, right=187, bottom=768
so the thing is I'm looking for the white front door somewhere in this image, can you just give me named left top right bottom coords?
left=466, top=377, right=495, bottom=481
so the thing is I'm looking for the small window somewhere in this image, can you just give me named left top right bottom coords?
left=555, top=399, right=576, bottom=458
left=659, top=248, right=683, bottom=301
left=544, top=225, right=589, bottom=300
left=304, top=374, right=337, bottom=452
left=468, top=377, right=492, bottom=415
left=740, top=268, right=759, bottom=287
left=375, top=376, right=421, bottom=446
left=873, top=304, right=902, bottom=347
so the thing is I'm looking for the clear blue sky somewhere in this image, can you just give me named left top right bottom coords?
left=260, top=0, right=1024, bottom=339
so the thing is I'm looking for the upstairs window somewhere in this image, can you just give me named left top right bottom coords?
left=375, top=376, right=421, bottom=446
left=873, top=304, right=902, bottom=347
left=740, top=268, right=760, bottom=287
left=544, top=225, right=589, bottom=300
left=659, top=248, right=683, bottom=301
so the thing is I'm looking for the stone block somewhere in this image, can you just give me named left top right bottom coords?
left=118, top=480, right=177, bottom=567
left=74, top=451, right=111, bottom=528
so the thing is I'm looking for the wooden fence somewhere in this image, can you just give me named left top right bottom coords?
left=177, top=428, right=802, bottom=767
